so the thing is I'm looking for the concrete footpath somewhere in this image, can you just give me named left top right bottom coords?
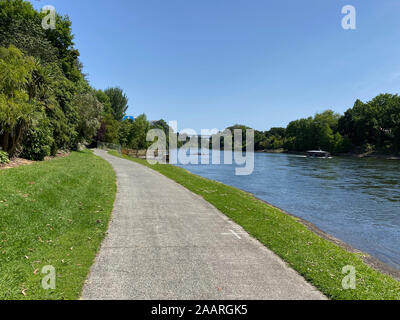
left=82, top=149, right=326, bottom=300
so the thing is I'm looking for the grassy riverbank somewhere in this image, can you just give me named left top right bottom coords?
left=0, top=150, right=116, bottom=300
left=109, top=151, right=400, bottom=300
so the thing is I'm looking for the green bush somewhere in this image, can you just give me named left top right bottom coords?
left=21, top=117, right=54, bottom=161
left=362, top=143, right=375, bottom=154
left=0, top=150, right=9, bottom=164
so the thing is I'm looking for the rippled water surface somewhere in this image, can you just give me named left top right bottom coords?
left=177, top=152, right=400, bottom=270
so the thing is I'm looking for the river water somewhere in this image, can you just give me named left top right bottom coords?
left=176, top=151, right=400, bottom=270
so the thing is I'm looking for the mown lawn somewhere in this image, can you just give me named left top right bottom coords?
left=0, top=150, right=116, bottom=300
left=109, top=151, right=400, bottom=300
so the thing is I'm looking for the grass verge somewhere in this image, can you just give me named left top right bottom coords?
left=0, top=150, right=116, bottom=300
left=109, top=151, right=400, bottom=300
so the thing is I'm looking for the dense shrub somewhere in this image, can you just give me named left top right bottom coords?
left=21, top=116, right=54, bottom=161
left=0, top=150, right=9, bottom=164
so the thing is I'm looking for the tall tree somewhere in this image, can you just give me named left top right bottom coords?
left=104, top=87, right=129, bottom=121
left=0, top=45, right=36, bottom=156
left=130, top=114, right=150, bottom=149
left=73, top=93, right=103, bottom=144
left=338, top=94, right=400, bottom=153
left=94, top=89, right=112, bottom=115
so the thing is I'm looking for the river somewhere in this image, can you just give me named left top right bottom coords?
left=176, top=151, right=400, bottom=270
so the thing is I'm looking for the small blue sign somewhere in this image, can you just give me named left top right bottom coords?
left=123, top=116, right=135, bottom=121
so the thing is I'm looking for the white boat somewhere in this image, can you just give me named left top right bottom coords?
left=307, top=150, right=332, bottom=159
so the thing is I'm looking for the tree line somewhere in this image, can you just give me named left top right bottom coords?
left=0, top=0, right=103, bottom=161
left=217, top=94, right=400, bottom=155
left=0, top=0, right=170, bottom=163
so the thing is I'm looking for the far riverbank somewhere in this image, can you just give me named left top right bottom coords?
left=256, top=149, right=400, bottom=160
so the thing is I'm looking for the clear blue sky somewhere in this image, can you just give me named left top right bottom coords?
left=31, top=0, right=400, bottom=132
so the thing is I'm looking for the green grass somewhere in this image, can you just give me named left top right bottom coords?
left=109, top=151, right=400, bottom=300
left=0, top=150, right=116, bottom=300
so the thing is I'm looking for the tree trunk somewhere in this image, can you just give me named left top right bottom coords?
left=8, top=121, right=25, bottom=157
left=2, top=131, right=9, bottom=154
